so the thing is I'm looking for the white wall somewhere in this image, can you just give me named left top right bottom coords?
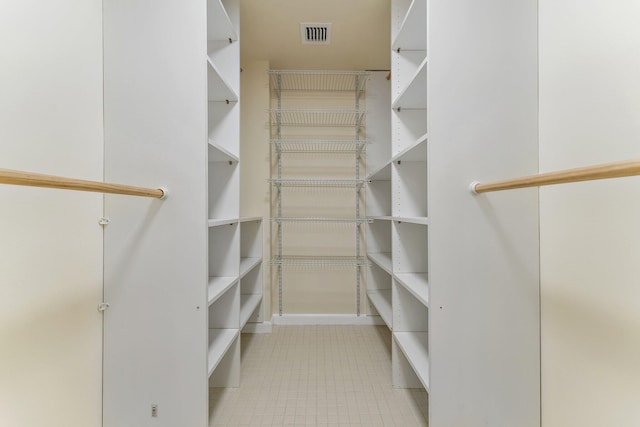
left=539, top=1, right=640, bottom=426
left=0, top=1, right=104, bottom=426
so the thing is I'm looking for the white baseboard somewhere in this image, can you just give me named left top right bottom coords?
left=271, top=314, right=384, bottom=326
left=242, top=321, right=273, bottom=334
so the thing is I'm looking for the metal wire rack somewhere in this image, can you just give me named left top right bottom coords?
left=271, top=256, right=369, bottom=267
left=270, top=70, right=367, bottom=316
left=270, top=179, right=367, bottom=191
left=269, top=109, right=366, bottom=127
left=272, top=217, right=370, bottom=224
left=269, top=70, right=369, bottom=95
left=271, top=139, right=368, bottom=154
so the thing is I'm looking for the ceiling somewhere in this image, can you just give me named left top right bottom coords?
left=240, top=0, right=390, bottom=71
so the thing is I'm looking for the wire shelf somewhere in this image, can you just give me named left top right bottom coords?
left=271, top=139, right=368, bottom=154
left=270, top=179, right=366, bottom=190
left=271, top=256, right=368, bottom=267
left=272, top=217, right=369, bottom=224
left=269, top=70, right=369, bottom=95
left=270, top=109, right=366, bottom=127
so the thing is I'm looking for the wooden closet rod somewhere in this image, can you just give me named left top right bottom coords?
left=0, top=168, right=167, bottom=199
left=471, top=159, right=640, bottom=194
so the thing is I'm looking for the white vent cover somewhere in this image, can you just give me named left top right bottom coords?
left=300, top=23, right=332, bottom=44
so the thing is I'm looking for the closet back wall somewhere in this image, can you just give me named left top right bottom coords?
left=0, top=1, right=104, bottom=426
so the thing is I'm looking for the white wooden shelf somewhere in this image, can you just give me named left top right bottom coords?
left=207, top=328, right=239, bottom=377
left=368, top=216, right=393, bottom=221
left=394, top=273, right=429, bottom=307
left=207, top=0, right=238, bottom=41
left=393, top=216, right=429, bottom=225
left=392, top=162, right=427, bottom=218
left=392, top=56, right=428, bottom=111
left=393, top=331, right=429, bottom=392
left=208, top=141, right=239, bottom=163
left=367, top=161, right=391, bottom=181
left=392, top=132, right=428, bottom=163
left=240, top=216, right=262, bottom=223
left=239, top=257, right=261, bottom=278
left=367, top=252, right=393, bottom=275
left=368, top=290, right=393, bottom=329
left=207, top=58, right=238, bottom=103
left=240, top=294, right=262, bottom=328
left=388, top=0, right=429, bottom=396
left=208, top=276, right=238, bottom=306
left=393, top=222, right=428, bottom=273
left=392, top=0, right=427, bottom=51
left=208, top=217, right=239, bottom=227
left=206, top=0, right=243, bottom=397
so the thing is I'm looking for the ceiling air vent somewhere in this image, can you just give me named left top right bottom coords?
left=300, top=23, right=332, bottom=45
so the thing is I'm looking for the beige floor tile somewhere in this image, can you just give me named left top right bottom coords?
left=209, top=325, right=428, bottom=426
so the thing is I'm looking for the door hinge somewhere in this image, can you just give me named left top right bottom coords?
left=99, top=217, right=110, bottom=226
left=98, top=302, right=110, bottom=312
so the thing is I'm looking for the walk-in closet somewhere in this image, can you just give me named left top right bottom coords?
left=3, top=0, right=640, bottom=426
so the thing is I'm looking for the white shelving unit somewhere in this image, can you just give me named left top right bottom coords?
left=367, top=0, right=429, bottom=395
left=206, top=0, right=263, bottom=402
left=240, top=217, right=264, bottom=327
left=269, top=70, right=369, bottom=316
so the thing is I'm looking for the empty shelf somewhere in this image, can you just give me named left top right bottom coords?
left=392, top=133, right=428, bottom=163
left=240, top=294, right=263, bottom=328
left=367, top=162, right=392, bottom=181
left=393, top=216, right=429, bottom=225
left=208, top=141, right=239, bottom=163
left=271, top=256, right=367, bottom=267
left=394, top=273, right=429, bottom=307
left=394, top=332, right=430, bottom=392
left=272, top=217, right=368, bottom=224
left=392, top=57, right=428, bottom=111
left=271, top=139, right=368, bottom=154
left=270, top=109, right=366, bottom=127
left=368, top=289, right=392, bottom=329
left=271, top=179, right=366, bottom=190
left=208, top=328, right=239, bottom=377
left=239, top=257, right=262, bottom=278
left=208, top=217, right=239, bottom=227
left=368, top=215, right=393, bottom=222
left=207, top=58, right=238, bottom=102
left=367, top=252, right=393, bottom=275
left=392, top=0, right=427, bottom=51
left=207, top=0, right=238, bottom=41
left=239, top=216, right=262, bottom=223
left=269, top=70, right=368, bottom=94
left=208, top=276, right=238, bottom=306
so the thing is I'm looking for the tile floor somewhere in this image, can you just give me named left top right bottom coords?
left=209, top=325, right=428, bottom=426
